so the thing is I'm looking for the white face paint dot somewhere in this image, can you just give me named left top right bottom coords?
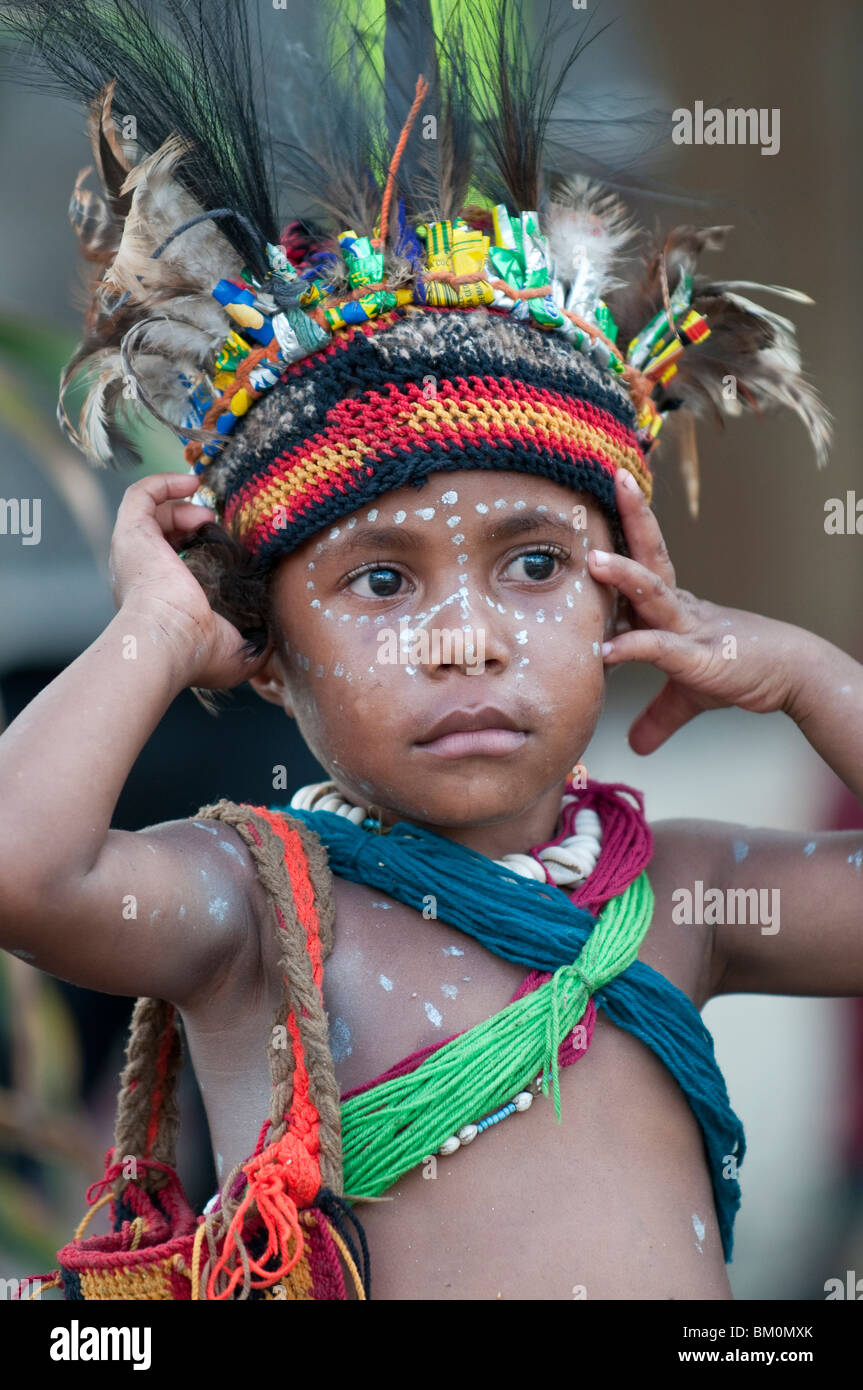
left=514, top=500, right=527, bottom=510
left=307, top=561, right=315, bottom=569
left=451, top=533, right=465, bottom=544
left=494, top=498, right=507, bottom=509
left=310, top=598, right=321, bottom=608
left=536, top=610, right=545, bottom=623
left=379, top=974, right=394, bottom=991
left=475, top=502, right=489, bottom=513
left=394, top=510, right=406, bottom=524
left=536, top=505, right=548, bottom=513
left=347, top=516, right=357, bottom=528
left=442, top=944, right=464, bottom=956
left=306, top=580, right=315, bottom=589
left=515, top=630, right=528, bottom=645
left=329, top=527, right=340, bottom=539
left=441, top=984, right=458, bottom=999
left=416, top=507, right=435, bottom=520
left=565, top=594, right=574, bottom=607
left=514, top=610, right=524, bottom=620
left=458, top=553, right=468, bottom=564
left=574, top=580, right=583, bottom=592
left=592, top=641, right=600, bottom=655
left=446, top=515, right=461, bottom=527
left=441, top=490, right=458, bottom=504
left=519, top=656, right=529, bottom=666
left=424, top=1001, right=443, bottom=1027
left=323, top=608, right=333, bottom=619
left=367, top=508, right=378, bottom=521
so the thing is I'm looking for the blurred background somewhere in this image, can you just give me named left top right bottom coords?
left=0, top=0, right=861, bottom=1299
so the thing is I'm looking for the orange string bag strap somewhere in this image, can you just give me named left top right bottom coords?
left=190, top=799, right=368, bottom=1300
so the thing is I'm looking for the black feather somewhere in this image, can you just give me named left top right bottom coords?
left=460, top=0, right=612, bottom=212
left=0, top=0, right=280, bottom=275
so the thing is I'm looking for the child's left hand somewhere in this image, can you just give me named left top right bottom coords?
left=589, top=467, right=819, bottom=755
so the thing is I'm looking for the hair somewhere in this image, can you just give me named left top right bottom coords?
left=179, top=520, right=277, bottom=712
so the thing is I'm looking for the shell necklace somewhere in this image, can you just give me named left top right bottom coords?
left=288, top=772, right=602, bottom=887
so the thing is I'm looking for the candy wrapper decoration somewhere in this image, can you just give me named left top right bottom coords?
left=419, top=219, right=494, bottom=309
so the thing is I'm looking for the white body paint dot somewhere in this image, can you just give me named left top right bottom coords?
left=379, top=974, right=394, bottom=991
left=424, top=1002, right=443, bottom=1027
left=441, top=490, right=458, bottom=504
left=692, top=1213, right=705, bottom=1253
left=330, top=1016, right=353, bottom=1062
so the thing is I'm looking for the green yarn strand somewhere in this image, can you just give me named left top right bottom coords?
left=342, top=870, right=654, bottom=1197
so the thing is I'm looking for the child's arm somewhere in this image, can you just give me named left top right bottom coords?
left=592, top=469, right=863, bottom=1000
left=706, top=634, right=863, bottom=997
left=0, top=472, right=272, bottom=1007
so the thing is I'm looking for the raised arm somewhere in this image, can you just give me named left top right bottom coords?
left=592, top=469, right=863, bottom=1002
left=0, top=473, right=272, bottom=1006
left=708, top=632, right=863, bottom=998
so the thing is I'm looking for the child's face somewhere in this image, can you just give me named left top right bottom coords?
left=251, top=471, right=617, bottom=829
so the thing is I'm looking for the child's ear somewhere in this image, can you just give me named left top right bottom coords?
left=247, top=642, right=295, bottom=716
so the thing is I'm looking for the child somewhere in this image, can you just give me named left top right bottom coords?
left=1, top=0, right=861, bottom=1301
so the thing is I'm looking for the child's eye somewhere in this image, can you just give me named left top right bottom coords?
left=504, top=546, right=568, bottom=582
left=345, top=564, right=408, bottom=598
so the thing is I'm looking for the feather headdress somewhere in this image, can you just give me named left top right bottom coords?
left=1, top=0, right=830, bottom=541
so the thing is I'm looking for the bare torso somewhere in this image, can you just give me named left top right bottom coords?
left=180, top=823, right=733, bottom=1300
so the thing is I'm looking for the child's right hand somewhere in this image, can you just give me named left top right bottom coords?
left=109, top=471, right=271, bottom=689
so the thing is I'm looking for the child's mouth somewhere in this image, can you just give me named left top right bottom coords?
left=414, top=706, right=528, bottom=759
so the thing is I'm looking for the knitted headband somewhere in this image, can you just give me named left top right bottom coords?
left=3, top=0, right=831, bottom=575
left=211, top=305, right=648, bottom=567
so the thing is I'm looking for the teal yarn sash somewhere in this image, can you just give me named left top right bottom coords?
left=281, top=803, right=745, bottom=1261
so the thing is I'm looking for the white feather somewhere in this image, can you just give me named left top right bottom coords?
left=544, top=176, right=636, bottom=319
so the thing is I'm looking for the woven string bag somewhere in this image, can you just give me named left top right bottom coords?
left=26, top=801, right=368, bottom=1302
